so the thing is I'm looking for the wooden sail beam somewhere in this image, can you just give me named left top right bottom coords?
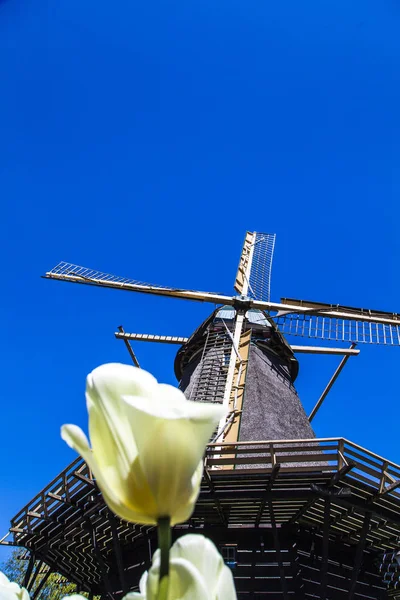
left=115, top=331, right=188, bottom=345
left=223, top=329, right=251, bottom=444
left=234, top=231, right=256, bottom=295
left=45, top=269, right=400, bottom=326
left=116, top=331, right=361, bottom=358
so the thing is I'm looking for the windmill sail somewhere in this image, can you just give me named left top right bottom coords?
left=44, top=262, right=229, bottom=305
left=276, top=297, right=400, bottom=345
left=248, top=232, right=276, bottom=302
left=234, top=231, right=276, bottom=302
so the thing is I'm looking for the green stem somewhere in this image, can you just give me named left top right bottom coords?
left=157, top=517, right=171, bottom=600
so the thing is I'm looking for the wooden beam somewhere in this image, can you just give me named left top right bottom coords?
left=234, top=231, right=256, bottom=295
left=23, top=553, right=35, bottom=589
left=203, top=469, right=226, bottom=526
left=328, top=462, right=355, bottom=487
left=291, top=345, right=360, bottom=356
left=27, top=560, right=43, bottom=593
left=269, top=500, right=289, bottom=600
left=320, top=498, right=330, bottom=600
left=375, top=478, right=400, bottom=498
left=255, top=464, right=281, bottom=527
left=308, top=343, right=357, bottom=422
left=73, top=471, right=96, bottom=487
left=348, top=512, right=371, bottom=599
left=223, top=329, right=251, bottom=445
left=109, top=513, right=127, bottom=595
left=288, top=497, right=318, bottom=525
left=289, top=542, right=305, bottom=599
left=32, top=567, right=52, bottom=600
left=115, top=330, right=188, bottom=345
left=117, top=326, right=140, bottom=367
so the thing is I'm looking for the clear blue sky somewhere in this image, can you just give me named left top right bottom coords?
left=1, top=0, right=399, bottom=562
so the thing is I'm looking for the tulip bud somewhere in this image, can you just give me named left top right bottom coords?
left=124, top=534, right=237, bottom=600
left=0, top=571, right=30, bottom=600
left=62, top=364, right=226, bottom=526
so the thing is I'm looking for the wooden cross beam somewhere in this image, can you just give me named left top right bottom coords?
left=255, top=463, right=281, bottom=527
left=348, top=512, right=372, bottom=599
left=23, top=553, right=36, bottom=589
left=320, top=498, right=330, bottom=600
left=109, top=512, right=127, bottom=596
left=31, top=567, right=52, bottom=600
left=203, top=469, right=227, bottom=527
left=268, top=500, right=289, bottom=600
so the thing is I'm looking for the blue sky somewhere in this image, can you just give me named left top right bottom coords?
left=1, top=0, right=399, bottom=562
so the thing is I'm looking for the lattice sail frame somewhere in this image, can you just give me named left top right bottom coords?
left=248, top=232, right=276, bottom=302
left=47, top=262, right=178, bottom=291
left=276, top=313, right=400, bottom=345
left=275, top=298, right=400, bottom=346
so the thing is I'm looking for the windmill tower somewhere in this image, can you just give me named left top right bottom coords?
left=4, top=231, right=400, bottom=600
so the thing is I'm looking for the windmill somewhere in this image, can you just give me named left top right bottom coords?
left=43, top=231, right=399, bottom=439
left=5, top=231, right=400, bottom=600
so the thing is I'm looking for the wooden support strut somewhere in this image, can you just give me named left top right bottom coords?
left=308, top=343, right=357, bottom=422
left=269, top=500, right=289, bottom=600
left=203, top=468, right=227, bottom=527
left=288, top=461, right=354, bottom=526
left=255, top=463, right=281, bottom=527
left=117, top=326, right=140, bottom=367
left=319, top=498, right=330, bottom=600
left=109, top=513, right=127, bottom=595
left=23, top=553, right=36, bottom=589
left=31, top=567, right=52, bottom=600
left=27, top=560, right=43, bottom=593
left=348, top=512, right=372, bottom=599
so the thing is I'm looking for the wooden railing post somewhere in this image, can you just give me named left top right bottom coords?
left=338, top=439, right=344, bottom=470
left=380, top=461, right=389, bottom=494
left=270, top=443, right=276, bottom=467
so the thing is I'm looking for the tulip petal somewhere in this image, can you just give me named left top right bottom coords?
left=168, top=535, right=237, bottom=599
left=86, top=396, right=136, bottom=479
left=147, top=554, right=211, bottom=600
left=0, top=589, right=25, bottom=600
left=0, top=572, right=30, bottom=600
left=61, top=424, right=157, bottom=524
left=0, top=572, right=11, bottom=585
left=88, top=363, right=158, bottom=400
left=61, top=424, right=91, bottom=457
left=170, top=535, right=225, bottom=596
left=86, top=364, right=155, bottom=471
left=215, top=565, right=237, bottom=600
left=167, top=461, right=203, bottom=525
left=121, top=397, right=225, bottom=523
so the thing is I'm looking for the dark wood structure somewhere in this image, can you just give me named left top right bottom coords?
left=8, top=438, right=400, bottom=598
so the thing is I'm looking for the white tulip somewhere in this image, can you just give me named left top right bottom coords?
left=61, top=364, right=226, bottom=526
left=0, top=572, right=30, bottom=600
left=123, top=534, right=237, bottom=600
